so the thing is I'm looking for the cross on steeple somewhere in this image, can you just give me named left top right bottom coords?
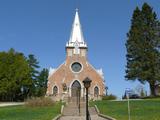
left=75, top=8, right=78, bottom=12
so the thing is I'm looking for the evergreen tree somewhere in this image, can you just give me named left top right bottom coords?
left=27, top=54, right=40, bottom=96
left=27, top=54, right=40, bottom=79
left=35, top=68, right=49, bottom=96
left=126, top=3, right=160, bottom=96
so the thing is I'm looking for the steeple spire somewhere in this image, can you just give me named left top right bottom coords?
left=66, top=9, right=87, bottom=48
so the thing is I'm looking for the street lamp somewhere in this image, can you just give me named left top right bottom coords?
left=83, top=77, right=92, bottom=120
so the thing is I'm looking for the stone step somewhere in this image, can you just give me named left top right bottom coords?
left=63, top=106, right=86, bottom=116
left=63, top=103, right=97, bottom=116
left=59, top=115, right=108, bottom=120
left=89, top=107, right=97, bottom=115
left=67, top=103, right=85, bottom=107
left=60, top=102, right=108, bottom=120
left=63, top=108, right=86, bottom=116
left=69, top=97, right=85, bottom=100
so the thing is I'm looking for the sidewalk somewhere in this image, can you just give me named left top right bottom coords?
left=0, top=102, right=24, bottom=107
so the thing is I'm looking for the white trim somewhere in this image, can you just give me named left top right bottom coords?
left=66, top=10, right=87, bottom=48
left=48, top=61, right=65, bottom=79
left=70, top=61, right=83, bottom=73
left=69, top=79, right=84, bottom=97
left=88, top=63, right=105, bottom=80
left=86, top=61, right=88, bottom=67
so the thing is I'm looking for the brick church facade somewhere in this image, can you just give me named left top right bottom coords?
left=46, top=10, right=106, bottom=101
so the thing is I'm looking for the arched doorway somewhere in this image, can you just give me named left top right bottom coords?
left=94, top=86, right=99, bottom=97
left=71, top=80, right=81, bottom=97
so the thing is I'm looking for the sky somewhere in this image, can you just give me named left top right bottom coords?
left=0, top=0, right=160, bottom=98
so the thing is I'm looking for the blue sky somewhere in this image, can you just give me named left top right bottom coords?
left=0, top=0, right=160, bottom=98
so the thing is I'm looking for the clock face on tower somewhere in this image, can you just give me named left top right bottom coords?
left=71, top=62, right=82, bottom=73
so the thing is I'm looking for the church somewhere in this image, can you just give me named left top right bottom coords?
left=46, top=10, right=106, bottom=101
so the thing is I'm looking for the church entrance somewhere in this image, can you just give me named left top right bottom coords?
left=71, top=80, right=81, bottom=102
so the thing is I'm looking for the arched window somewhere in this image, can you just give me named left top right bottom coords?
left=94, top=86, right=99, bottom=96
left=53, top=86, right=58, bottom=95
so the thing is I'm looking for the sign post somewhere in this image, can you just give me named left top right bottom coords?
left=126, top=88, right=131, bottom=120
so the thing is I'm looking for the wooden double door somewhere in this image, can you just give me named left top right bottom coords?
left=71, top=81, right=81, bottom=102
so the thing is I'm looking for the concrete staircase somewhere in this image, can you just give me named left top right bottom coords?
left=63, top=102, right=84, bottom=115
left=58, top=101, right=108, bottom=120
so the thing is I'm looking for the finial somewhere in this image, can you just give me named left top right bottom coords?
left=75, top=8, right=78, bottom=12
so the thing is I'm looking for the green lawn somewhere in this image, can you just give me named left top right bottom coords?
left=0, top=102, right=61, bottom=120
left=90, top=99, right=160, bottom=120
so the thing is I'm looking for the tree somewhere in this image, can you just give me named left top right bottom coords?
left=0, top=48, right=32, bottom=101
left=35, top=68, right=49, bottom=97
left=125, top=3, right=160, bottom=96
left=27, top=54, right=40, bottom=96
left=27, top=54, right=40, bottom=80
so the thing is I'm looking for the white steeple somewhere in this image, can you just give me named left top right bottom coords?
left=66, top=9, right=87, bottom=48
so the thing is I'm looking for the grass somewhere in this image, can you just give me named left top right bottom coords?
left=90, top=99, right=160, bottom=120
left=0, top=102, right=61, bottom=120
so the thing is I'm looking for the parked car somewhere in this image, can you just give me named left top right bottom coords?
left=129, top=94, right=140, bottom=99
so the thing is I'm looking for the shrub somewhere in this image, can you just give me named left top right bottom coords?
left=25, top=97, right=54, bottom=107
left=102, top=94, right=117, bottom=100
left=142, top=95, right=160, bottom=99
